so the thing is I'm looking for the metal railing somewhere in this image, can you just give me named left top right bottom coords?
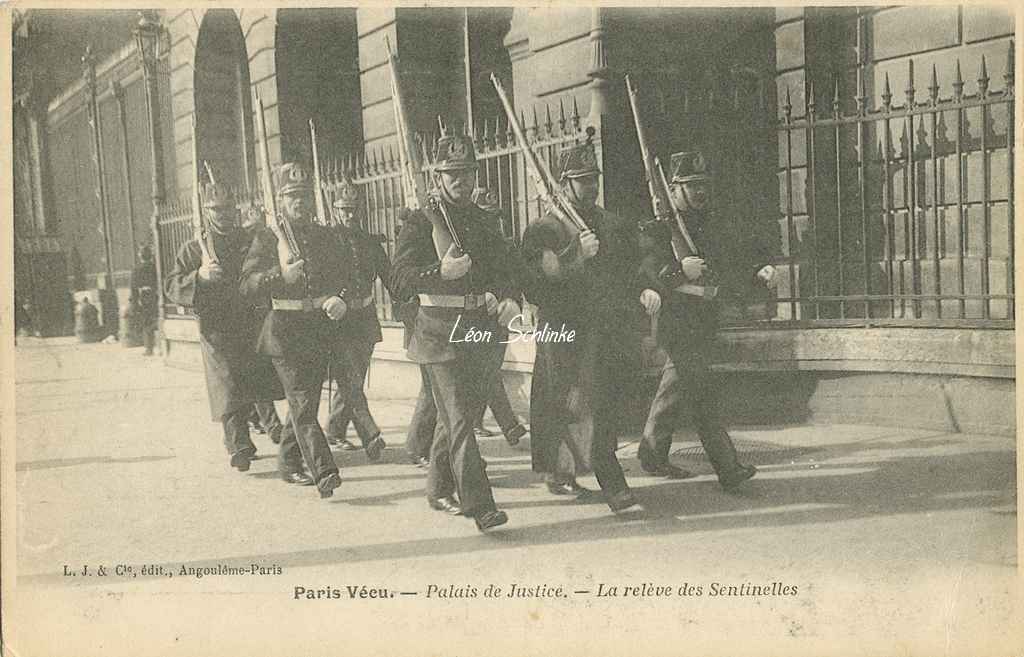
left=155, top=98, right=593, bottom=325
left=775, top=47, right=1014, bottom=328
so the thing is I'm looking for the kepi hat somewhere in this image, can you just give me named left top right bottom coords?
left=557, top=142, right=601, bottom=180
left=669, top=150, right=711, bottom=184
left=201, top=182, right=235, bottom=209
left=275, top=162, right=313, bottom=195
left=432, top=133, right=478, bottom=172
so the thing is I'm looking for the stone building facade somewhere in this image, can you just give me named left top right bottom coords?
left=15, top=6, right=1017, bottom=434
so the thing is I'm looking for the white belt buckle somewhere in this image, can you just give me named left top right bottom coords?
left=464, top=294, right=477, bottom=310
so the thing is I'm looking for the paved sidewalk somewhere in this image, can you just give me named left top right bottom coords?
left=8, top=338, right=1019, bottom=657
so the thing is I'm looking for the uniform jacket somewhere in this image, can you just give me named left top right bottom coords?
left=637, top=211, right=772, bottom=353
left=521, top=201, right=646, bottom=337
left=389, top=195, right=521, bottom=364
left=164, top=230, right=283, bottom=419
left=239, top=220, right=359, bottom=360
left=334, top=224, right=390, bottom=345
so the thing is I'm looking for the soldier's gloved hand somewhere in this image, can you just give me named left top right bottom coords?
left=578, top=229, right=600, bottom=260
left=198, top=262, right=224, bottom=284
left=440, top=243, right=473, bottom=280
left=322, top=295, right=348, bottom=321
left=483, top=292, right=499, bottom=314
left=640, top=289, right=661, bottom=316
left=681, top=256, right=706, bottom=281
left=281, top=259, right=306, bottom=285
left=540, top=250, right=562, bottom=278
left=757, top=264, right=778, bottom=289
left=497, top=298, right=521, bottom=328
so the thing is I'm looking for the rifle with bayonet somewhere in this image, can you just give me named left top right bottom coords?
left=254, top=91, right=302, bottom=269
left=190, top=116, right=219, bottom=265
left=309, top=118, right=328, bottom=226
left=626, top=76, right=719, bottom=299
left=384, top=35, right=465, bottom=258
left=625, top=75, right=697, bottom=258
left=490, top=73, right=589, bottom=236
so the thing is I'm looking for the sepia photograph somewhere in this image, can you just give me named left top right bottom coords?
left=3, top=3, right=1020, bottom=656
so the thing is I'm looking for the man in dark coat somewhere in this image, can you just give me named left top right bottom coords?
left=636, top=150, right=775, bottom=488
left=322, top=178, right=389, bottom=460
left=240, top=162, right=359, bottom=499
left=520, top=141, right=661, bottom=513
left=389, top=131, right=521, bottom=532
left=130, top=245, right=159, bottom=355
left=163, top=183, right=284, bottom=472
left=469, top=185, right=528, bottom=446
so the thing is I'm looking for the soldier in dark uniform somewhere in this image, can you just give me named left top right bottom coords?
left=469, top=185, right=528, bottom=446
left=389, top=132, right=521, bottom=532
left=322, top=177, right=389, bottom=461
left=521, top=141, right=661, bottom=513
left=240, top=162, right=354, bottom=499
left=239, top=201, right=285, bottom=445
left=403, top=366, right=436, bottom=468
left=130, top=245, right=159, bottom=355
left=637, top=150, right=775, bottom=488
left=163, top=183, right=285, bottom=472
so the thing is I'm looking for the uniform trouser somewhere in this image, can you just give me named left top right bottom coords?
left=222, top=407, right=256, bottom=458
left=250, top=401, right=283, bottom=436
left=474, top=342, right=520, bottom=434
left=325, top=340, right=380, bottom=445
left=405, top=366, right=438, bottom=460
left=272, top=355, right=339, bottom=486
left=423, top=350, right=497, bottom=517
left=641, top=351, right=742, bottom=478
left=142, top=319, right=156, bottom=354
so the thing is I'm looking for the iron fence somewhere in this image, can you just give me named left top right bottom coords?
left=156, top=97, right=593, bottom=324
left=775, top=45, right=1014, bottom=328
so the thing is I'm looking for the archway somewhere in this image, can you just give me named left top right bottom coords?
left=194, top=9, right=255, bottom=194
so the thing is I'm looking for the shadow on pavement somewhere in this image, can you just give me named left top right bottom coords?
left=20, top=445, right=1015, bottom=588
left=16, top=455, right=175, bottom=472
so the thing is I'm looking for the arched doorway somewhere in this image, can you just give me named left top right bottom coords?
left=275, top=8, right=362, bottom=165
left=194, top=9, right=255, bottom=194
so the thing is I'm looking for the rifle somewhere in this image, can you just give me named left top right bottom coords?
left=190, top=116, right=218, bottom=265
left=309, top=118, right=328, bottom=226
left=254, top=91, right=302, bottom=268
left=384, top=36, right=464, bottom=257
left=490, top=73, right=589, bottom=235
left=625, top=75, right=697, bottom=258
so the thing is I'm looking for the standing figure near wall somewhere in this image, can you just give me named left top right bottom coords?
left=390, top=132, right=522, bottom=532
left=240, top=162, right=355, bottom=499
left=130, top=245, right=159, bottom=355
left=637, top=150, right=775, bottom=488
left=322, top=177, right=390, bottom=461
left=163, top=183, right=285, bottom=473
left=521, top=142, right=661, bottom=513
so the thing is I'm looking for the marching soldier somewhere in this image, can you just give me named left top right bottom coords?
left=389, top=131, right=522, bottom=532
left=521, top=141, right=661, bottom=513
left=322, top=177, right=389, bottom=461
left=469, top=185, right=528, bottom=446
left=240, top=162, right=354, bottom=499
left=163, top=183, right=284, bottom=472
left=636, top=150, right=775, bottom=488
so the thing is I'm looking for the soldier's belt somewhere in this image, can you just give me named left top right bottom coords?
left=417, top=293, right=488, bottom=310
left=674, top=283, right=719, bottom=299
left=271, top=296, right=331, bottom=312
left=347, top=294, right=376, bottom=310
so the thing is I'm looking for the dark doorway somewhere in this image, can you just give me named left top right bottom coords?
left=194, top=9, right=255, bottom=193
left=275, top=8, right=362, bottom=165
